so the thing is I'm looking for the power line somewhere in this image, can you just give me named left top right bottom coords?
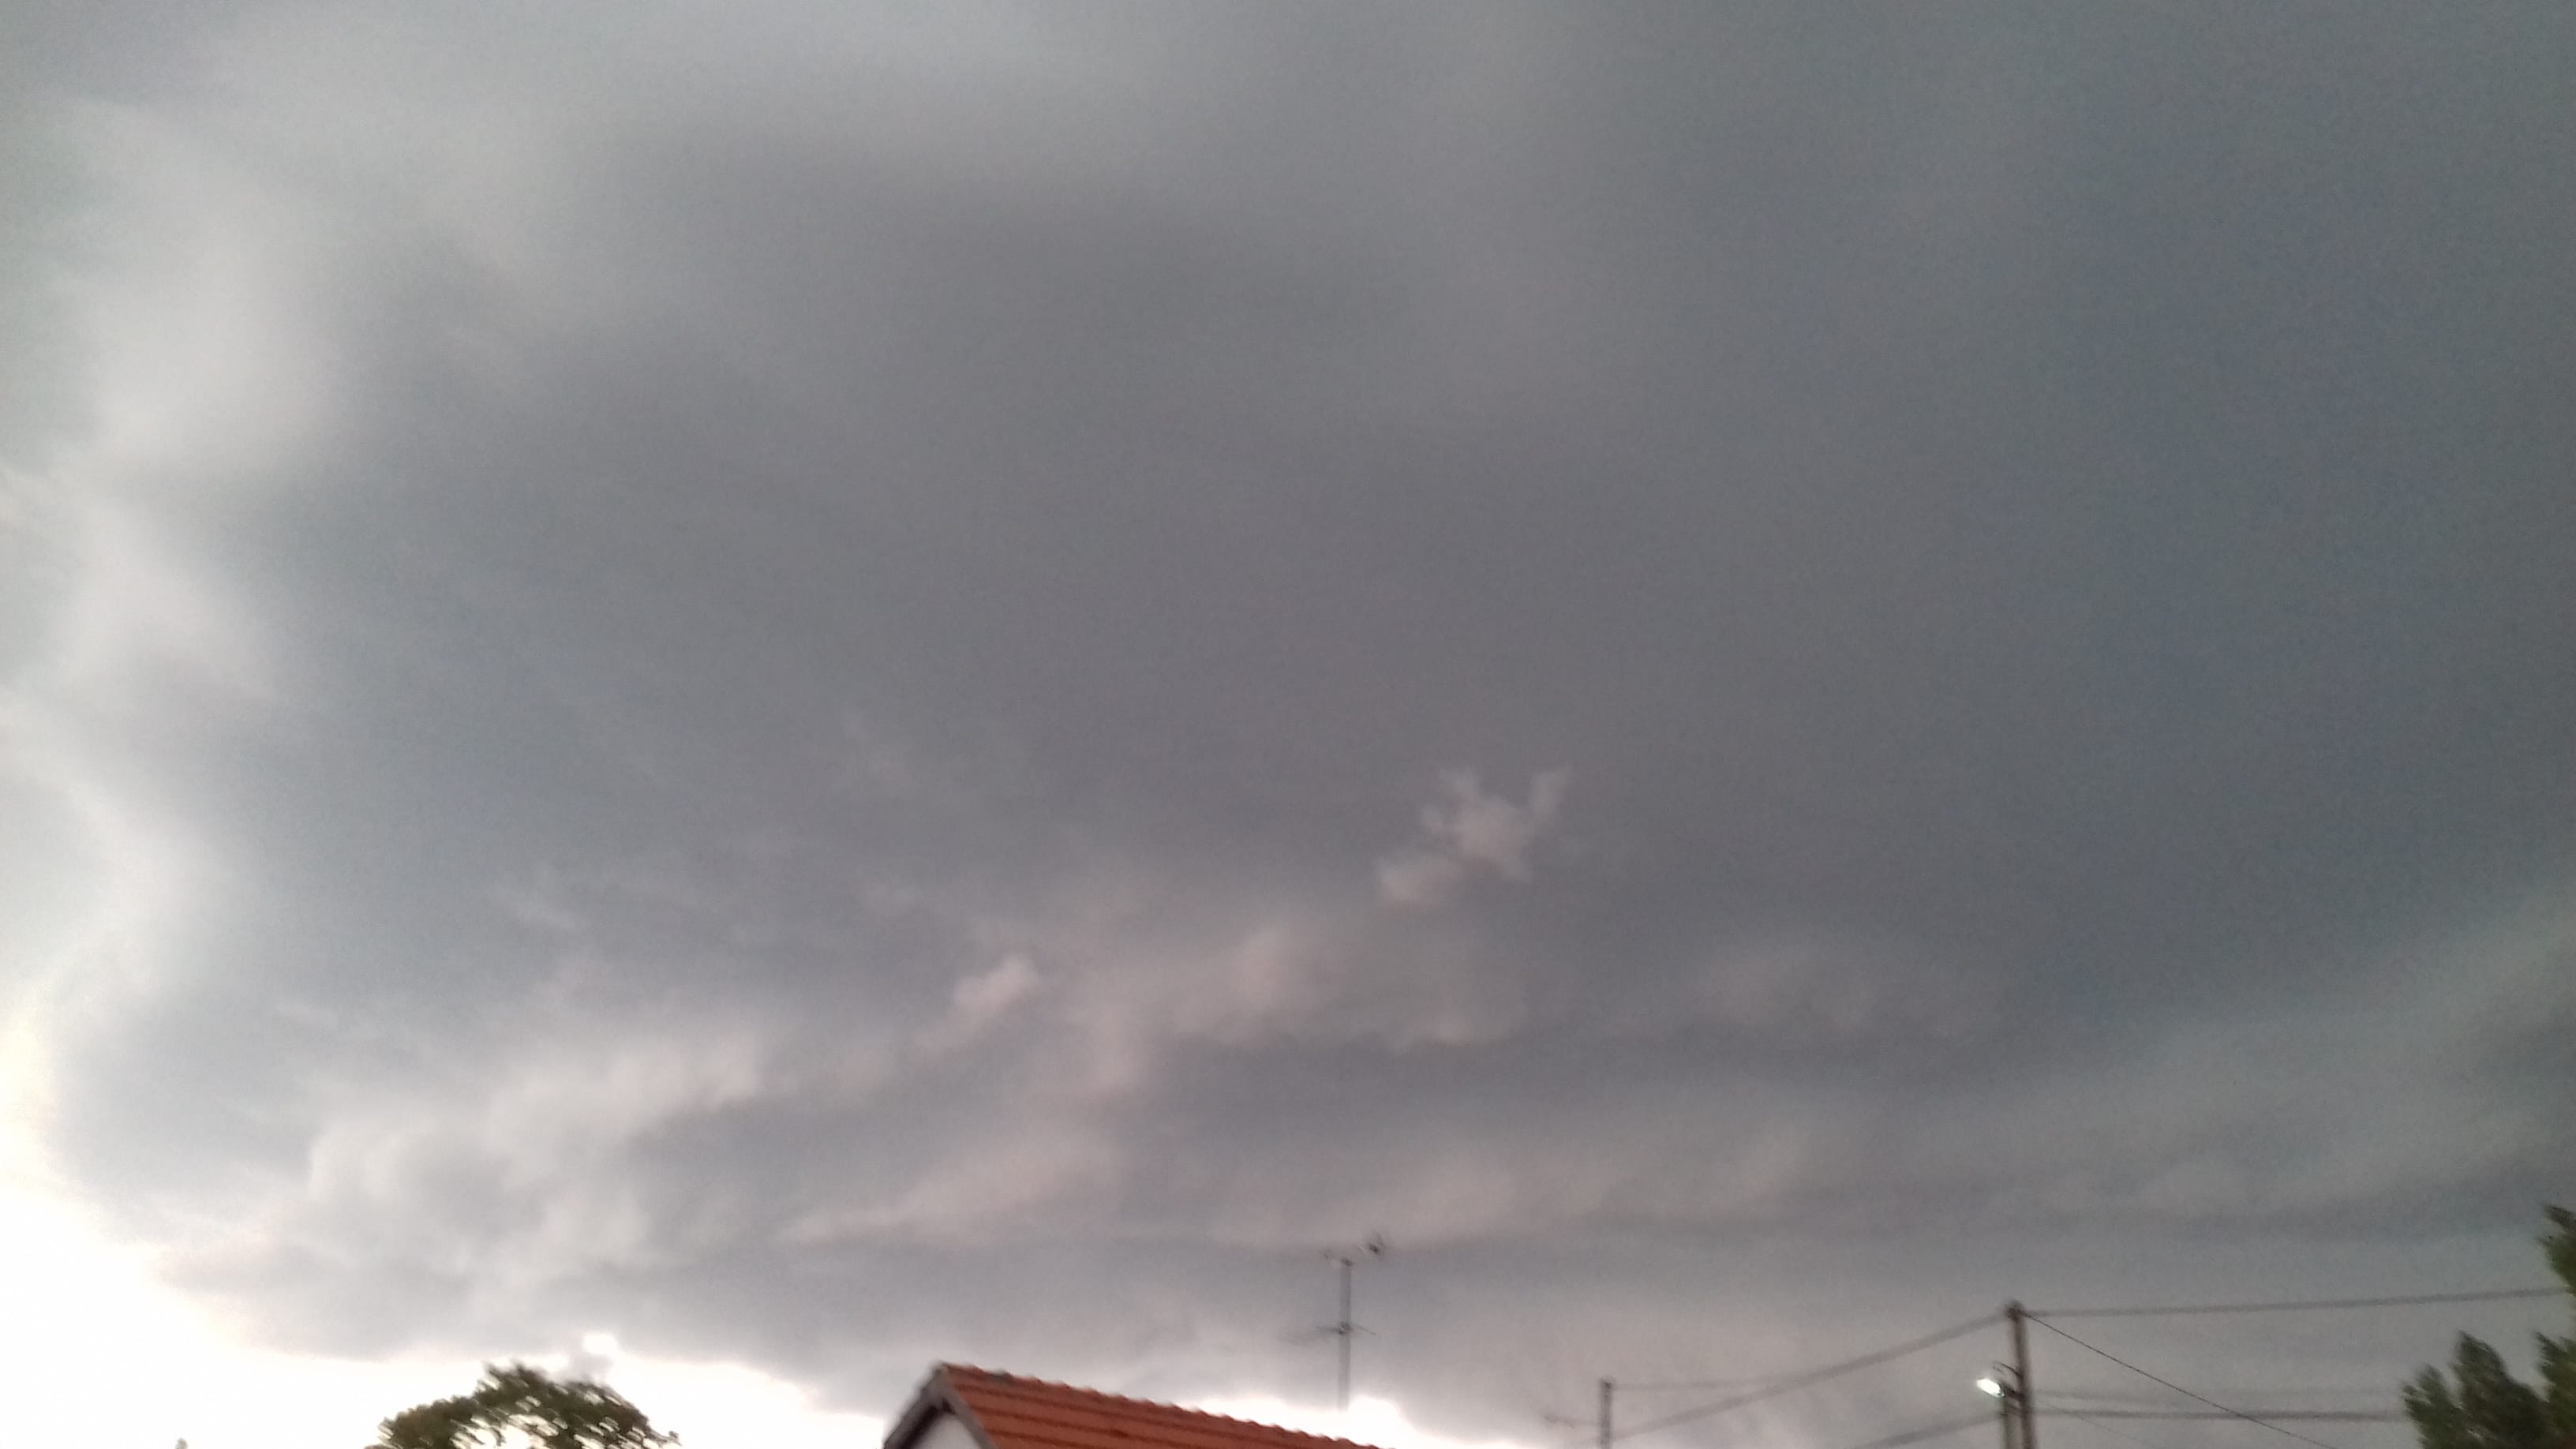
left=2040, top=1412, right=2400, bottom=1424
left=1568, top=1312, right=2002, bottom=1448
left=1619, top=1376, right=1804, bottom=1392
left=2027, top=1288, right=2559, bottom=1320
left=2042, top=1392, right=2397, bottom=1414
left=2043, top=1391, right=2393, bottom=1410
left=2028, top=1319, right=2343, bottom=1449
left=2058, top=1410, right=2185, bottom=1449
left=1836, top=1414, right=1998, bottom=1449
left=1571, top=1414, right=1987, bottom=1449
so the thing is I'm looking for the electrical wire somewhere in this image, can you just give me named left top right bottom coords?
left=1560, top=1312, right=2001, bottom=1448
left=2039, top=1412, right=2400, bottom=1424
left=2040, top=1390, right=2400, bottom=1421
left=2026, top=1288, right=2559, bottom=1319
left=2058, top=1409, right=2186, bottom=1449
left=1547, top=1282, right=2551, bottom=1449
left=1833, top=1413, right=1997, bottom=1449
left=2042, top=1391, right=2392, bottom=1410
left=1575, top=1415, right=1987, bottom=1449
left=2027, top=1319, right=2343, bottom=1449
left=1617, top=1376, right=1803, bottom=1392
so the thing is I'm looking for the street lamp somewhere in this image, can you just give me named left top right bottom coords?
left=1976, top=1365, right=2022, bottom=1449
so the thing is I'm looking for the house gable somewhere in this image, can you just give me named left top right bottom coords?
left=884, top=1365, right=1387, bottom=1449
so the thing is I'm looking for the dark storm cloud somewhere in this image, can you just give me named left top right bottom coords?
left=5, top=3, right=2574, bottom=1447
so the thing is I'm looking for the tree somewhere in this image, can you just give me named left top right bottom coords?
left=2405, top=1207, right=2576, bottom=1449
left=373, top=1362, right=678, bottom=1449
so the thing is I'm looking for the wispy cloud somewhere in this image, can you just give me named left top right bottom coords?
left=1378, top=769, right=1570, bottom=908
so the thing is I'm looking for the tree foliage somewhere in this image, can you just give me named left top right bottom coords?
left=373, top=1362, right=677, bottom=1449
left=2406, top=1207, right=2576, bottom=1449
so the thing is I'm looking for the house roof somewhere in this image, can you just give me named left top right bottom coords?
left=889, top=1364, right=1389, bottom=1449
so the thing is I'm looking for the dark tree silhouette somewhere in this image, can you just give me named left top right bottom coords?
left=2404, top=1208, right=2576, bottom=1449
left=373, top=1361, right=677, bottom=1449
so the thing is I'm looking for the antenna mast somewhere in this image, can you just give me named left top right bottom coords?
left=1322, top=1236, right=1389, bottom=1411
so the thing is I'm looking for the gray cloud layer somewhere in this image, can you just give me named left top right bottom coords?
left=5, top=3, right=2574, bottom=1445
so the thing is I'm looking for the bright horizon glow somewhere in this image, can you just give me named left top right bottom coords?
left=0, top=1153, right=881, bottom=1449
left=0, top=1162, right=470, bottom=1449
left=1195, top=1393, right=1545, bottom=1449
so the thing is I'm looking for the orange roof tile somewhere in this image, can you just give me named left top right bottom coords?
left=898, top=1364, right=1390, bottom=1449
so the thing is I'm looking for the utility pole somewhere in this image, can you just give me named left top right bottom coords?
left=1597, top=1378, right=1614, bottom=1449
left=2006, top=1302, right=2035, bottom=1449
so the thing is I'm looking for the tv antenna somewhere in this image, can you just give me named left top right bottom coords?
left=1315, top=1236, right=1389, bottom=1412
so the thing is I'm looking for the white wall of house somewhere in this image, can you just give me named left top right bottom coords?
left=911, top=1409, right=985, bottom=1449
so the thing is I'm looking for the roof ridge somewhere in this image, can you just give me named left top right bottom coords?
left=938, top=1365, right=1385, bottom=1449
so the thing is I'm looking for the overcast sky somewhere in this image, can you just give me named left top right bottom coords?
left=4, top=6, right=2574, bottom=1449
